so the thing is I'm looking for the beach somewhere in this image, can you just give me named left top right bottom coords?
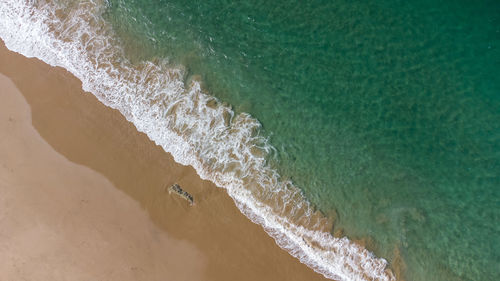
left=2, top=0, right=497, bottom=279
left=0, top=41, right=329, bottom=281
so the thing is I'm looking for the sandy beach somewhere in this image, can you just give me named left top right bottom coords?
left=0, top=40, right=329, bottom=281
left=0, top=73, right=206, bottom=281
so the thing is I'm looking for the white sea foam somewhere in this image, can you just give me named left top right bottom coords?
left=0, top=1, right=395, bottom=280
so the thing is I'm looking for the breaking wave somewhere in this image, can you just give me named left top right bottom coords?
left=0, top=1, right=395, bottom=280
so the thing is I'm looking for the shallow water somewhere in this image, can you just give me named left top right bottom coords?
left=104, top=0, right=500, bottom=280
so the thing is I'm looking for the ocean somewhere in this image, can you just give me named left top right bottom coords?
left=1, top=0, right=498, bottom=280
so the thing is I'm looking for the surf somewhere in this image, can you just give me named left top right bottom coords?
left=0, top=1, right=395, bottom=280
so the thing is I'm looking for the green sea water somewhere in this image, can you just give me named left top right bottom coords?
left=104, top=0, right=499, bottom=280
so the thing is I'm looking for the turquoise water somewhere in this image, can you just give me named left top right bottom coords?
left=104, top=0, right=500, bottom=280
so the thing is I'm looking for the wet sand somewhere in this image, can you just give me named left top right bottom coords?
left=0, top=41, right=329, bottom=281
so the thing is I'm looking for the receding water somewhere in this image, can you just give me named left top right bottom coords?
left=40, top=0, right=500, bottom=280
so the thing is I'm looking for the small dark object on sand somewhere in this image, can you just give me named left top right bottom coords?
left=167, top=183, right=194, bottom=205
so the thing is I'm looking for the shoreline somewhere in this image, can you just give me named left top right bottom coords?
left=0, top=1, right=397, bottom=278
left=0, top=41, right=330, bottom=280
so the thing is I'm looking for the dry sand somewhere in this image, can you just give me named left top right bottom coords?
left=0, top=41, right=329, bottom=281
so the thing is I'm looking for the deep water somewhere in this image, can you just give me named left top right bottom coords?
left=104, top=0, right=499, bottom=280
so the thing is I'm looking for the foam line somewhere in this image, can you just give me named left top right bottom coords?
left=0, top=1, right=395, bottom=280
